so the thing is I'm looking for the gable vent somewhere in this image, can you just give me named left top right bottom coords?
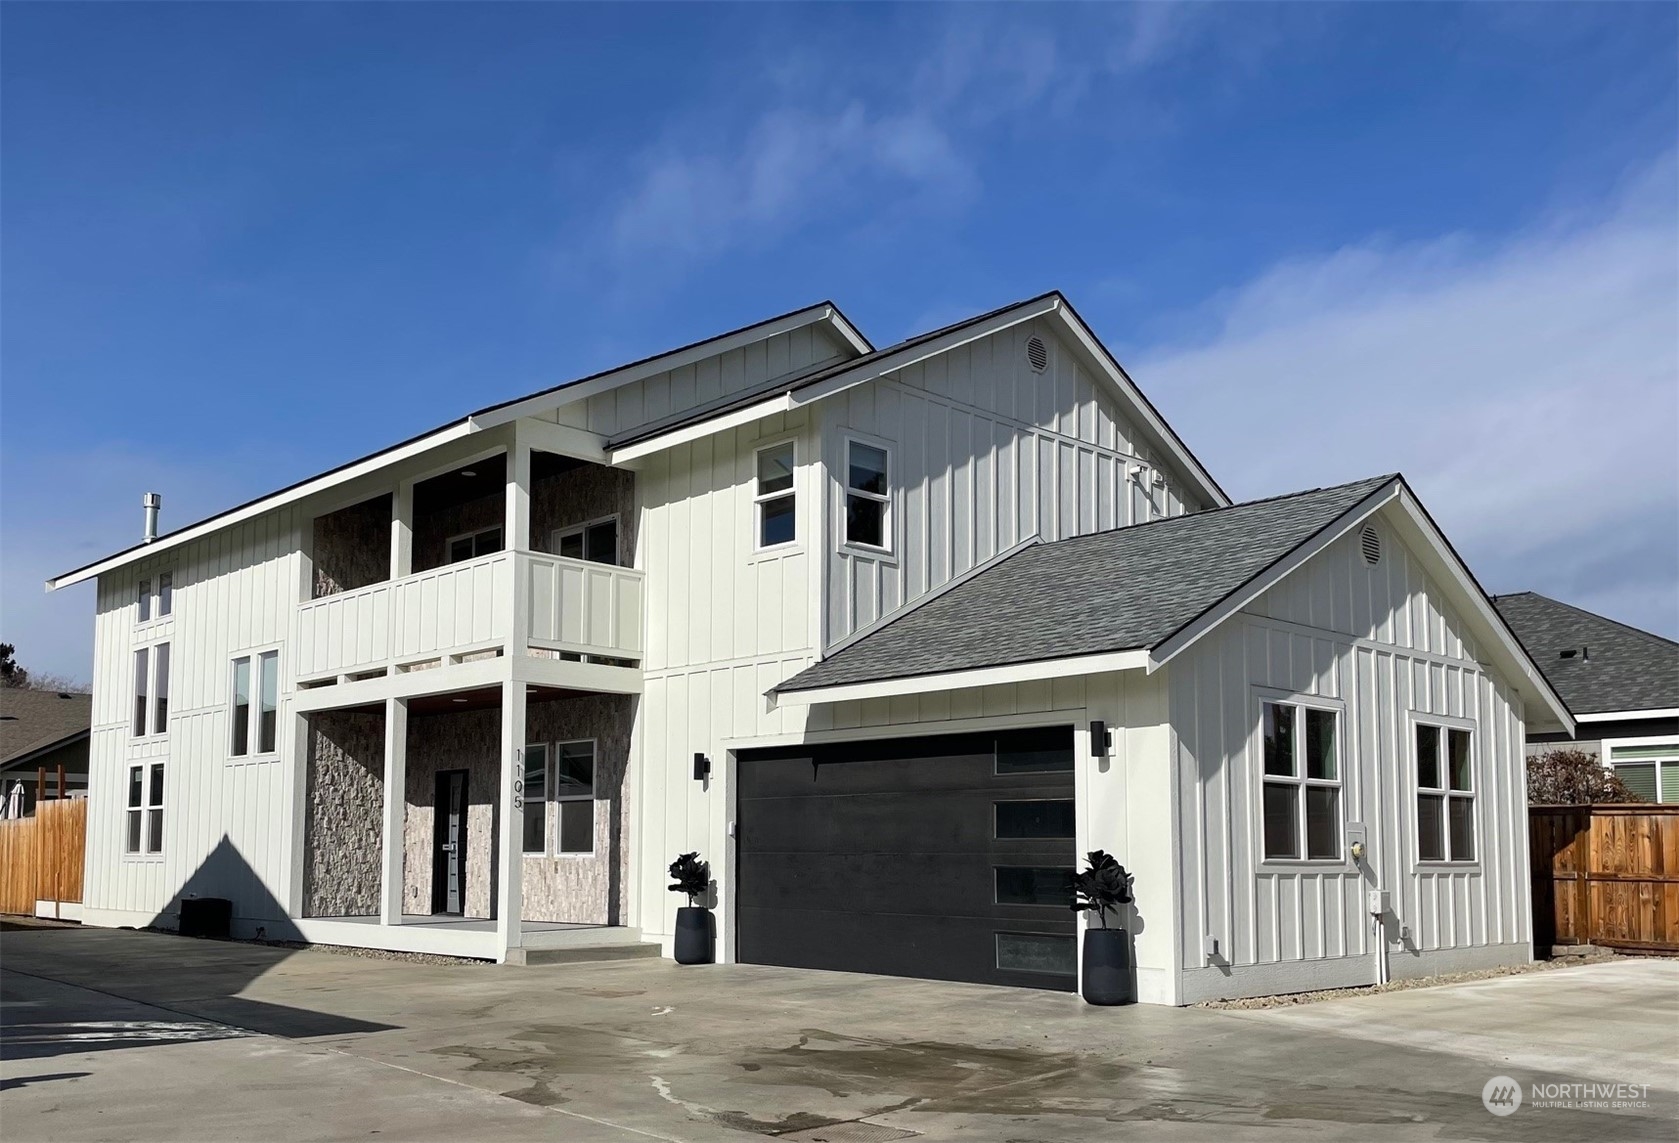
left=1359, top=525, right=1382, bottom=566
left=1026, top=335, right=1048, bottom=373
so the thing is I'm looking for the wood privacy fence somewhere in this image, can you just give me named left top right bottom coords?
left=0, top=798, right=87, bottom=917
left=1530, top=804, right=1679, bottom=953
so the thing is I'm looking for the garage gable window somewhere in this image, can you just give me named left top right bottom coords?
left=843, top=439, right=891, bottom=551
left=1416, top=723, right=1475, bottom=862
left=1260, top=700, right=1342, bottom=861
left=754, top=441, right=797, bottom=549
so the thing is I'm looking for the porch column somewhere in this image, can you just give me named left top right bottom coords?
left=495, top=679, right=527, bottom=956
left=506, top=426, right=532, bottom=659
left=380, top=697, right=408, bottom=925
left=391, top=479, right=413, bottom=580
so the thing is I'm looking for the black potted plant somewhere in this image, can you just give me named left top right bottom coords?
left=1070, top=849, right=1135, bottom=1005
left=668, top=852, right=713, bottom=965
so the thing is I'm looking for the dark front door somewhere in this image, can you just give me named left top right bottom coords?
left=736, top=726, right=1077, bottom=992
left=432, top=769, right=468, bottom=915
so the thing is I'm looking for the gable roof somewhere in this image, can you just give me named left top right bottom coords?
left=47, top=301, right=867, bottom=591
left=776, top=474, right=1573, bottom=733
left=607, top=291, right=1231, bottom=509
left=1491, top=592, right=1679, bottom=717
left=0, top=689, right=92, bottom=769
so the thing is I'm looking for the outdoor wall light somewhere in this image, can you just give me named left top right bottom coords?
left=693, top=753, right=710, bottom=781
left=1090, top=720, right=1111, bottom=757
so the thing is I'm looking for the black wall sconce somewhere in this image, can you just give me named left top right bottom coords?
left=693, top=753, right=711, bottom=781
left=1090, top=720, right=1111, bottom=757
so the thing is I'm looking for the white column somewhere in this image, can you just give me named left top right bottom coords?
left=391, top=480, right=414, bottom=580
left=495, top=679, right=527, bottom=957
left=380, top=697, right=408, bottom=925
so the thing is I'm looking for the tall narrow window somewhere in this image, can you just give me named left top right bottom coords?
left=146, top=762, right=166, bottom=853
left=844, top=440, right=891, bottom=550
left=522, top=744, right=549, bottom=854
left=231, top=657, right=252, bottom=757
left=1417, top=723, right=1475, bottom=862
left=754, top=442, right=796, bottom=548
left=138, top=579, right=152, bottom=622
left=1260, top=701, right=1343, bottom=860
left=133, top=648, right=149, bottom=738
left=555, top=740, right=595, bottom=854
left=124, top=763, right=164, bottom=855
left=152, top=642, right=170, bottom=735
left=258, top=650, right=279, bottom=754
left=157, top=572, right=173, bottom=617
left=126, top=766, right=144, bottom=854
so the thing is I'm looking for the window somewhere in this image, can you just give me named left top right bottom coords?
left=447, top=526, right=503, bottom=564
left=133, top=648, right=149, bottom=737
left=554, top=740, right=595, bottom=854
left=521, top=744, right=549, bottom=854
left=136, top=574, right=173, bottom=622
left=553, top=517, right=618, bottom=565
left=1417, top=723, right=1475, bottom=862
left=158, top=573, right=173, bottom=617
left=754, top=442, right=796, bottom=548
left=153, top=643, right=170, bottom=735
left=231, top=651, right=280, bottom=757
left=995, top=800, right=1075, bottom=839
left=844, top=439, right=891, bottom=550
left=995, top=932, right=1075, bottom=976
left=1608, top=741, right=1679, bottom=804
left=138, top=579, right=152, bottom=623
left=1260, top=701, right=1342, bottom=861
left=131, top=643, right=170, bottom=739
left=126, top=762, right=164, bottom=855
left=995, top=866, right=1075, bottom=906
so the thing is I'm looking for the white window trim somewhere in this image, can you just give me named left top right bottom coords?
left=840, top=433, right=894, bottom=557
left=752, top=438, right=800, bottom=554
left=552, top=737, right=598, bottom=857
left=131, top=639, right=172, bottom=741
left=1254, top=691, right=1350, bottom=869
left=1602, top=735, right=1679, bottom=803
left=124, top=760, right=165, bottom=859
left=549, top=514, right=621, bottom=566
left=1409, top=712, right=1480, bottom=869
left=135, top=570, right=175, bottom=628
left=446, top=525, right=504, bottom=564
left=229, top=646, right=283, bottom=761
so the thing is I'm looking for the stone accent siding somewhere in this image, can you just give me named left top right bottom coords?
left=302, top=710, right=384, bottom=917
left=403, top=708, right=500, bottom=918
left=312, top=494, right=391, bottom=598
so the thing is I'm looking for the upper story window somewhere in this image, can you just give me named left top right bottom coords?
left=844, top=440, right=891, bottom=551
left=554, top=517, right=618, bottom=566
left=1261, top=700, right=1342, bottom=861
left=126, top=761, right=165, bottom=855
left=754, top=441, right=796, bottom=549
left=447, top=527, right=503, bottom=565
left=136, top=573, right=173, bottom=623
left=230, top=650, right=280, bottom=758
left=1416, top=723, right=1475, bottom=862
left=132, top=642, right=170, bottom=738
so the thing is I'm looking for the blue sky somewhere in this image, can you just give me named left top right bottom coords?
left=4, top=3, right=1676, bottom=681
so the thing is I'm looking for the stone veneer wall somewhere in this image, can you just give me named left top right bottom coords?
left=523, top=694, right=636, bottom=925
left=403, top=708, right=500, bottom=918
left=312, top=494, right=391, bottom=598
left=411, top=462, right=637, bottom=573
left=302, top=710, right=384, bottom=917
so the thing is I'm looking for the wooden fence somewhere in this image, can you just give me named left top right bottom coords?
left=0, top=798, right=87, bottom=917
left=1530, top=804, right=1679, bottom=953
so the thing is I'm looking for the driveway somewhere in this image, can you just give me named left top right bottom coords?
left=2, top=923, right=1674, bottom=1142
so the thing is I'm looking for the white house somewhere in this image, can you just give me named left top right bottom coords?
left=46, top=291, right=1572, bottom=1003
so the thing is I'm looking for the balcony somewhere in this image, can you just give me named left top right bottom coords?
left=293, top=550, right=645, bottom=691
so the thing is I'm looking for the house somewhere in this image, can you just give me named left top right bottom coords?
left=45, top=291, right=1571, bottom=1003
left=0, top=688, right=91, bottom=817
left=1492, top=591, right=1679, bottom=803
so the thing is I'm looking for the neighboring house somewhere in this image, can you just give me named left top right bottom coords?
left=46, top=291, right=1571, bottom=1004
left=0, top=688, right=92, bottom=816
left=1492, top=591, right=1679, bottom=803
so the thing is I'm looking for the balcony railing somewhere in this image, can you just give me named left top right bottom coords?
left=293, top=551, right=644, bottom=685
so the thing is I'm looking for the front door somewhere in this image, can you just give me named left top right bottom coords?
left=432, top=770, right=468, bottom=915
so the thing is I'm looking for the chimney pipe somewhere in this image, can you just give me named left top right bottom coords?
left=143, top=492, right=162, bottom=543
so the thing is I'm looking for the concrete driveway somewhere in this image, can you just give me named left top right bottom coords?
left=2, top=923, right=1674, bottom=1142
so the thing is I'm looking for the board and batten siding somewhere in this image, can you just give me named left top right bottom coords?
left=83, top=507, right=307, bottom=932
left=546, top=325, right=850, bottom=439
left=1168, top=510, right=1530, bottom=1003
left=819, top=317, right=1209, bottom=643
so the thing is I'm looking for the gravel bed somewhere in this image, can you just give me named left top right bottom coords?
left=1198, top=949, right=1626, bottom=1010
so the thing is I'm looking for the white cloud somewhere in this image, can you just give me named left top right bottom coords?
left=1132, top=156, right=1679, bottom=637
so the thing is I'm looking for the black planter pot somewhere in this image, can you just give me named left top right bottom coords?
left=673, top=906, right=714, bottom=965
left=1081, top=927, right=1134, bottom=1005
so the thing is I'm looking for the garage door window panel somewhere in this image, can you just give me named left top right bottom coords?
left=995, top=932, right=1076, bottom=977
left=996, top=800, right=1075, bottom=840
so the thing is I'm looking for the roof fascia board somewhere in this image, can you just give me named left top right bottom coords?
left=1050, top=304, right=1230, bottom=509
left=609, top=394, right=796, bottom=465
left=774, top=648, right=1151, bottom=706
left=1148, top=481, right=1403, bottom=670
left=47, top=420, right=481, bottom=591
left=1575, top=708, right=1679, bottom=723
left=471, top=304, right=863, bottom=431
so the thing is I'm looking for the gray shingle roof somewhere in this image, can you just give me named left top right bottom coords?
left=0, top=689, right=92, bottom=767
left=1491, top=592, right=1679, bottom=716
left=779, top=474, right=1398, bottom=693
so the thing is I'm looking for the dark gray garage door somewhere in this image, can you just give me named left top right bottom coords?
left=736, top=726, right=1077, bottom=991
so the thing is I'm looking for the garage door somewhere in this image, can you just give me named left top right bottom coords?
left=736, top=726, right=1077, bottom=992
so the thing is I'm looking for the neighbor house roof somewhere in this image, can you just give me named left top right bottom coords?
left=1491, top=592, right=1679, bottom=717
left=0, top=689, right=92, bottom=769
left=778, top=476, right=1396, bottom=694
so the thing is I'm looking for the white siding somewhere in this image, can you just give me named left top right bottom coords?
left=820, top=317, right=1209, bottom=643
left=1169, top=510, right=1530, bottom=1002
